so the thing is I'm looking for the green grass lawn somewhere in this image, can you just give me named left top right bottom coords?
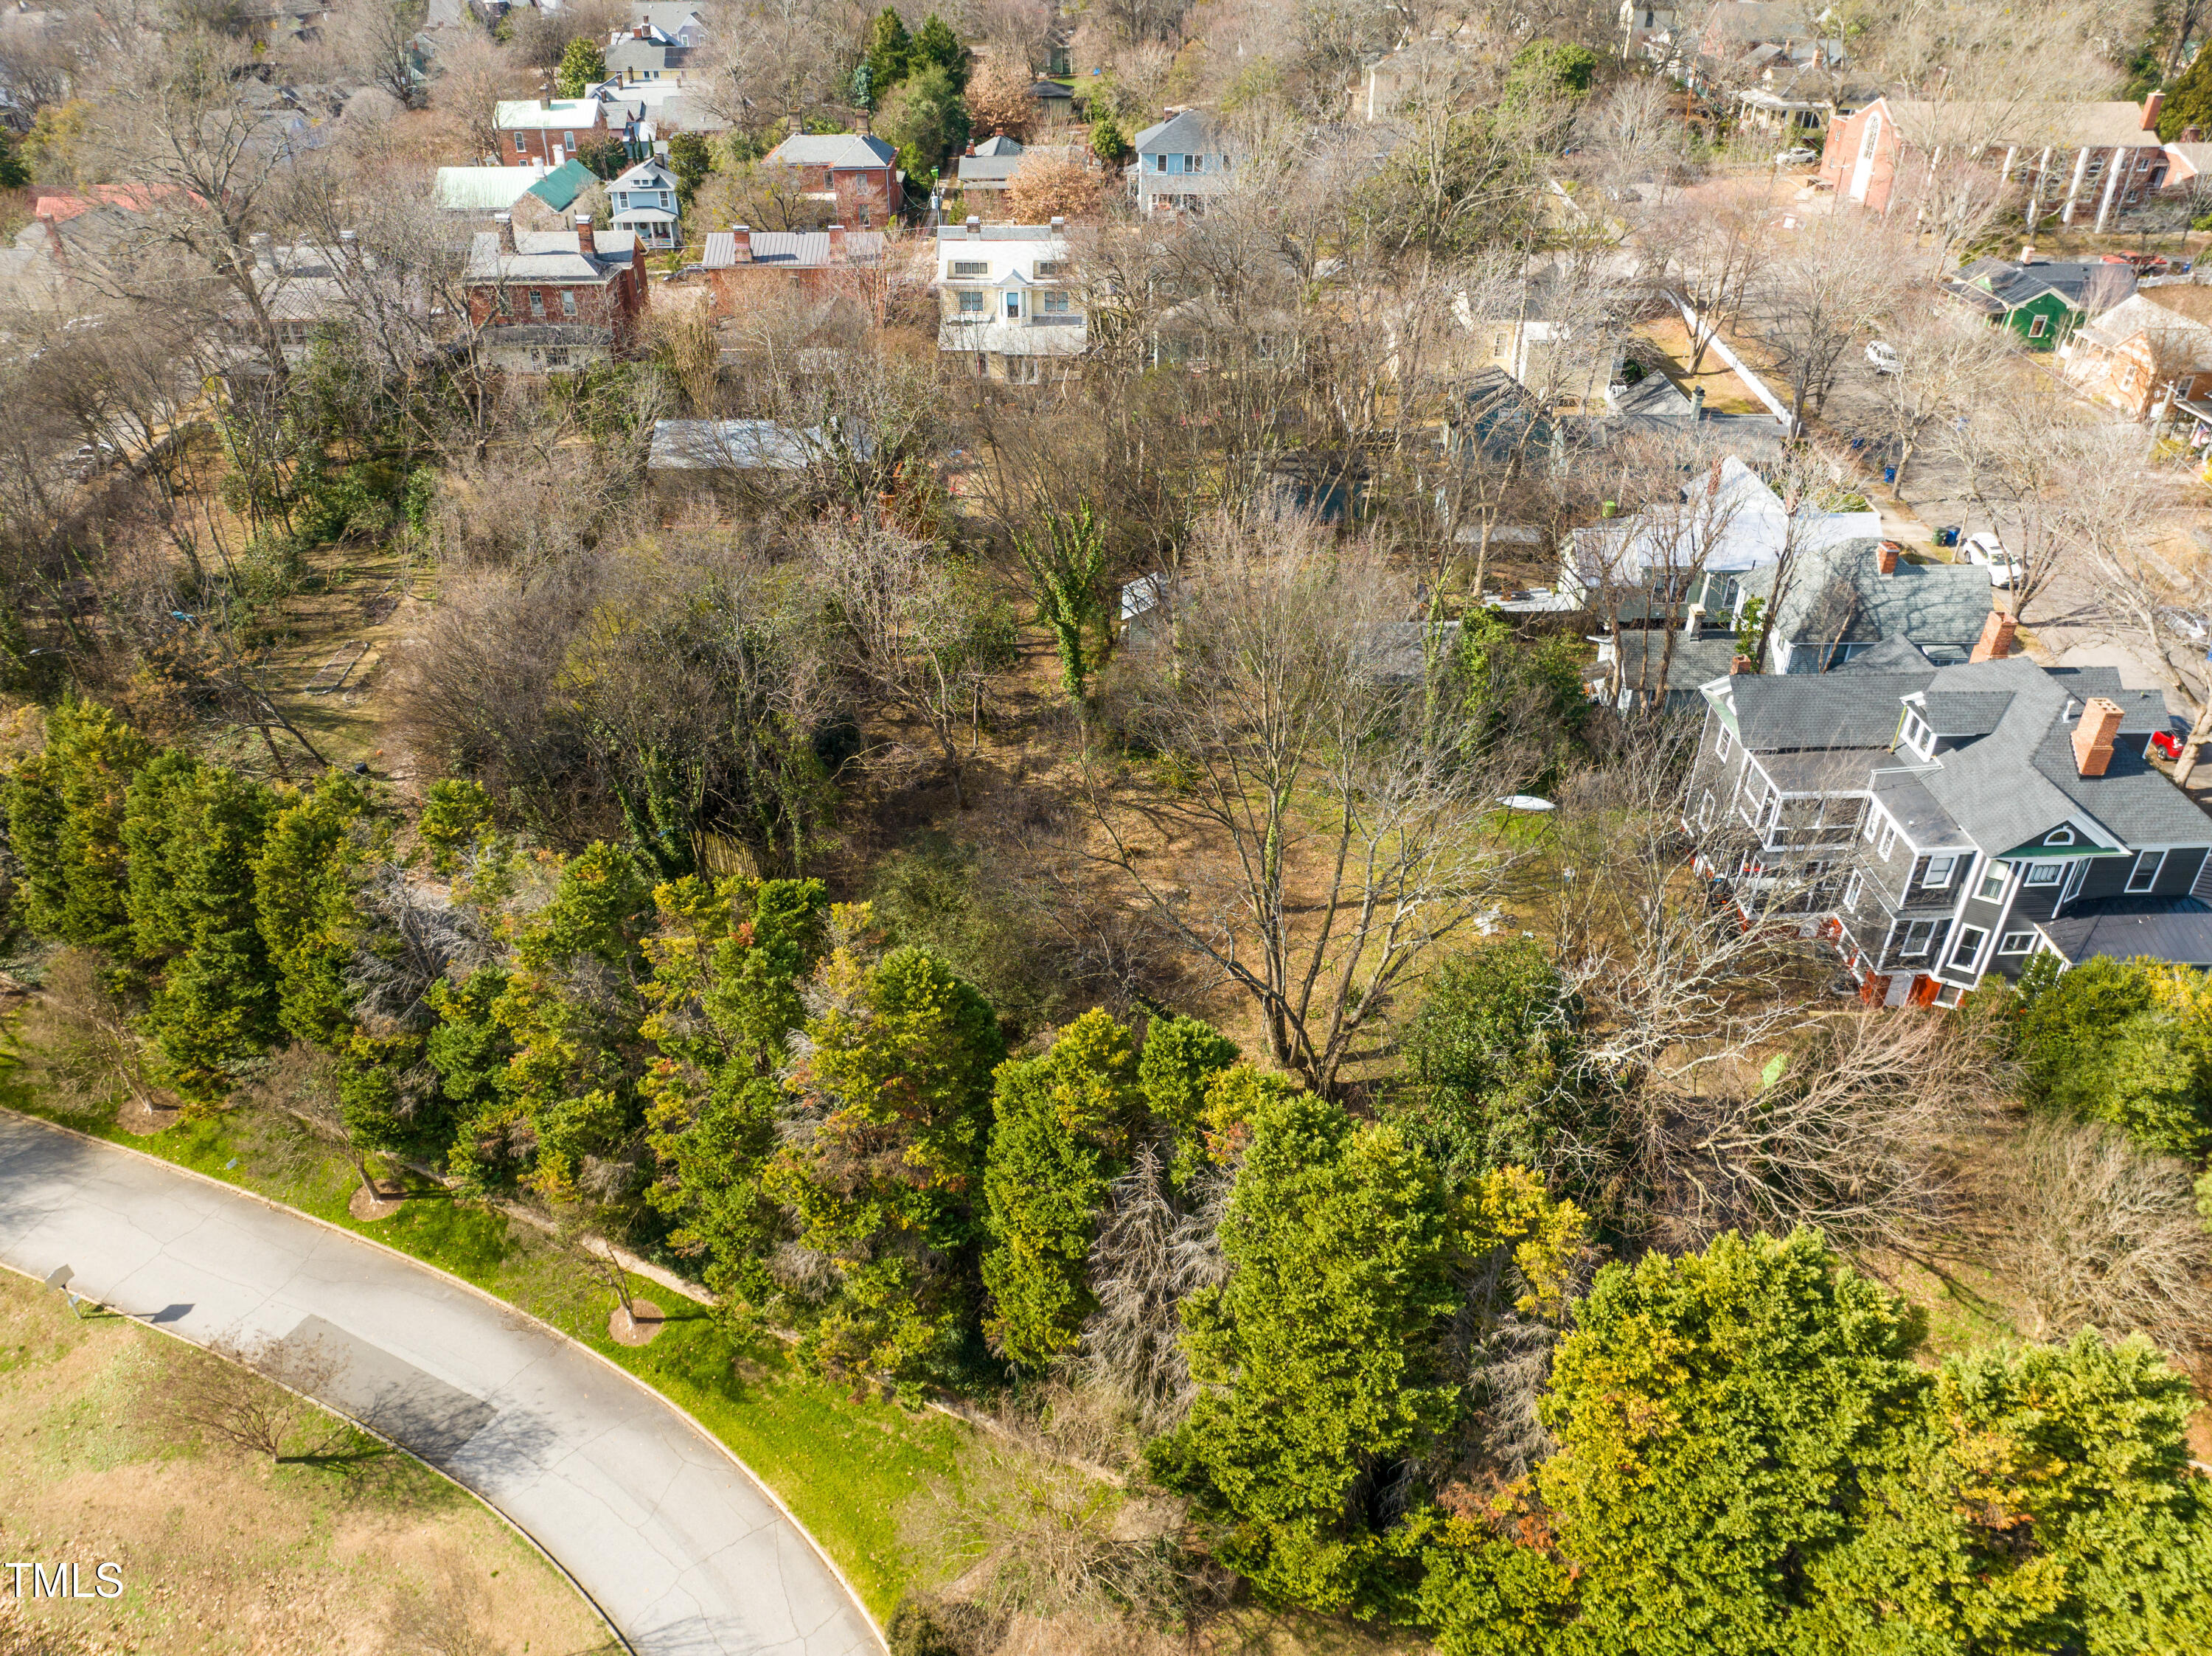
left=0, top=1039, right=965, bottom=1619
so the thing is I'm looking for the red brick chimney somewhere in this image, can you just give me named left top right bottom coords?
left=1969, top=608, right=2016, bottom=664
left=2143, top=91, right=2164, bottom=131
left=574, top=214, right=594, bottom=257
left=827, top=223, right=846, bottom=262
left=495, top=212, right=515, bottom=255
left=1876, top=539, right=1901, bottom=575
left=2073, top=697, right=2126, bottom=777
left=731, top=223, right=752, bottom=263
left=1731, top=653, right=1756, bottom=675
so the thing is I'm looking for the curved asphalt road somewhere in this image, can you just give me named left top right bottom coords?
left=0, top=1110, right=883, bottom=1656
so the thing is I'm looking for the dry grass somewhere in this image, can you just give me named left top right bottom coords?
left=0, top=1269, right=608, bottom=1656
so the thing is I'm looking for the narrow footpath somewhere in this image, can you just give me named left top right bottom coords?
left=0, top=1109, right=883, bottom=1656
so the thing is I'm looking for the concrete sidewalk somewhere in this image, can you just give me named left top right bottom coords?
left=0, top=1110, right=883, bottom=1656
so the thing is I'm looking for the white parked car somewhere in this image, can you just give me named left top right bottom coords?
left=1865, top=341, right=1901, bottom=374
left=1962, top=532, right=2022, bottom=587
left=1775, top=146, right=1818, bottom=167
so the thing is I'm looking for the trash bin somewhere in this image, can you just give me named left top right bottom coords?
left=1935, top=525, right=1961, bottom=548
left=1882, top=465, right=1897, bottom=484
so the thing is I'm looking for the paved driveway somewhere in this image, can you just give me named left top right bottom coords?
left=0, top=1110, right=883, bottom=1656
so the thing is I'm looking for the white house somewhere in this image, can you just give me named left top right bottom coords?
left=608, top=155, right=682, bottom=250
left=934, top=217, right=1086, bottom=385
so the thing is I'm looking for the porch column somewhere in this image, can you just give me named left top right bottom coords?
left=2059, top=145, right=2091, bottom=223
left=2094, top=148, right=2124, bottom=232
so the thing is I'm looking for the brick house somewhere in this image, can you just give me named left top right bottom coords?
left=1820, top=93, right=2171, bottom=232
left=1686, top=640, right=2212, bottom=1007
left=464, top=213, right=646, bottom=372
left=689, top=224, right=887, bottom=313
left=758, top=133, right=902, bottom=226
left=495, top=99, right=630, bottom=167
left=2060, top=285, right=2212, bottom=420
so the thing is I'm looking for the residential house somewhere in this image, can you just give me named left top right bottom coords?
left=605, top=22, right=692, bottom=86
left=1820, top=94, right=2171, bottom=232
left=956, top=133, right=1029, bottom=207
left=1618, top=2, right=1682, bottom=59
left=630, top=5, right=706, bottom=46
left=2059, top=285, right=2212, bottom=420
left=223, top=232, right=401, bottom=366
left=1942, top=253, right=2135, bottom=350
left=1686, top=648, right=2208, bottom=1006
left=1351, top=27, right=1482, bottom=122
left=1130, top=109, right=1229, bottom=215
left=1456, top=258, right=1636, bottom=411
left=689, top=223, right=886, bottom=313
left=464, top=213, right=645, bottom=372
left=646, top=418, right=866, bottom=501
left=935, top=218, right=1085, bottom=385
left=759, top=132, right=902, bottom=226
left=495, top=98, right=623, bottom=167
left=1029, top=78, right=1077, bottom=122
left=434, top=164, right=554, bottom=216
left=1601, top=537, right=1991, bottom=707
left=1562, top=455, right=1882, bottom=611
left=607, top=153, right=683, bottom=249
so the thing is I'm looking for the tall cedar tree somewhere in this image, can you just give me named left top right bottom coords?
left=1150, top=1084, right=1461, bottom=1613
left=255, top=773, right=375, bottom=1050
left=862, top=8, right=912, bottom=98
left=981, top=1009, right=1143, bottom=1368
left=556, top=36, right=607, bottom=99
left=6, top=699, right=151, bottom=956
left=643, top=874, right=830, bottom=1319
left=768, top=915, right=1004, bottom=1395
left=2159, top=42, right=2212, bottom=141
left=910, top=13, right=969, bottom=91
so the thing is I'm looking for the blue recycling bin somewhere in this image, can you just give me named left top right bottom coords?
left=1935, top=526, right=1961, bottom=548
left=1883, top=465, right=1897, bottom=484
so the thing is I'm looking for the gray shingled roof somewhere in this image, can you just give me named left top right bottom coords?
left=1132, top=108, right=1218, bottom=153
left=2042, top=901, right=2212, bottom=966
left=1920, top=690, right=2016, bottom=736
left=1741, top=540, right=1992, bottom=653
left=1716, top=670, right=1931, bottom=751
left=465, top=228, right=635, bottom=282
left=764, top=133, right=897, bottom=169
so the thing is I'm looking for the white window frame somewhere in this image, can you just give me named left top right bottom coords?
left=1716, top=726, right=1732, bottom=762
left=1878, top=821, right=1897, bottom=859
left=1998, top=931, right=2034, bottom=953
left=1900, top=919, right=1938, bottom=957
left=1977, top=862, right=2008, bottom=901
left=2045, top=826, right=2075, bottom=845
left=560, top=289, right=577, bottom=317
left=1844, top=871, right=1863, bottom=907
left=1950, top=925, right=1989, bottom=970
left=956, top=290, right=987, bottom=313
left=1922, top=855, right=1955, bottom=888
left=2025, top=861, right=2065, bottom=886
left=2028, top=313, right=2049, bottom=340
left=2127, top=849, right=2167, bottom=893
left=1006, top=292, right=1022, bottom=319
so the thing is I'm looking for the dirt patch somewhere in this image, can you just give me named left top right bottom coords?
left=0, top=1269, right=606, bottom=1655
left=347, top=1179, right=410, bottom=1222
left=114, top=1092, right=181, bottom=1138
left=609, top=1299, right=664, bottom=1347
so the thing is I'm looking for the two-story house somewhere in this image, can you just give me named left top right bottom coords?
left=690, top=223, right=887, bottom=315
left=1687, top=641, right=2210, bottom=1006
left=631, top=5, right=706, bottom=46
left=606, top=22, right=692, bottom=85
left=607, top=153, right=683, bottom=249
left=759, top=132, right=902, bottom=226
left=2059, top=285, right=2212, bottom=421
left=464, top=213, right=646, bottom=372
left=934, top=217, right=1085, bottom=384
left=1130, top=108, right=1229, bottom=215
left=495, top=98, right=626, bottom=167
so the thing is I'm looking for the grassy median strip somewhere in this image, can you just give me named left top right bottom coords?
left=0, top=1048, right=961, bottom=1620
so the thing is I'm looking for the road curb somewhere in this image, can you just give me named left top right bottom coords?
left=0, top=1106, right=889, bottom=1655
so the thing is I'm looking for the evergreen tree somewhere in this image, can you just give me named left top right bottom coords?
left=121, top=750, right=210, bottom=970
left=910, top=13, right=969, bottom=92
left=981, top=1009, right=1141, bottom=1368
left=1149, top=1085, right=1461, bottom=1613
left=767, top=911, right=1004, bottom=1394
left=1136, top=1012, right=1240, bottom=1180
left=862, top=7, right=913, bottom=101
left=2158, top=42, right=2212, bottom=141
left=143, top=768, right=282, bottom=1105
left=877, top=63, right=968, bottom=177
left=1088, top=113, right=1132, bottom=167
left=255, top=773, right=376, bottom=1051
left=417, top=776, right=493, bottom=877
left=643, top=874, right=830, bottom=1318
left=555, top=36, right=607, bottom=99
left=5, top=698, right=151, bottom=955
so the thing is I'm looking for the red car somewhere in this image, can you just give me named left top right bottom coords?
left=2154, top=729, right=2184, bottom=759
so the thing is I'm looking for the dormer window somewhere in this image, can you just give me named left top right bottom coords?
left=1899, top=708, right=1932, bottom=756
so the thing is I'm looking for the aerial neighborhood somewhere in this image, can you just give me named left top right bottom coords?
left=7, top=4, right=2212, bottom=1656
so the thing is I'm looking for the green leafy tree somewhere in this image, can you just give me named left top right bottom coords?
left=1148, top=1085, right=1460, bottom=1613
left=667, top=129, right=713, bottom=212
left=1457, top=610, right=1587, bottom=782
left=1015, top=501, right=1112, bottom=706
left=418, top=777, right=494, bottom=877
left=877, top=63, right=968, bottom=178
left=1391, top=939, right=1590, bottom=1181
left=2003, top=954, right=2212, bottom=1157
left=1135, top=1012, right=1240, bottom=1180
left=428, top=965, right=516, bottom=1179
left=5, top=698, right=152, bottom=956
left=1502, top=39, right=1599, bottom=109
left=1088, top=114, right=1131, bottom=167
left=862, top=7, right=913, bottom=101
left=766, top=909, right=1004, bottom=1394
left=910, top=13, right=969, bottom=92
left=642, top=874, right=830, bottom=1319
left=981, top=1010, right=1141, bottom=1368
left=556, top=36, right=607, bottom=99
left=142, top=768, right=282, bottom=1106
left=0, top=129, right=29, bottom=190
left=2158, top=42, right=2212, bottom=140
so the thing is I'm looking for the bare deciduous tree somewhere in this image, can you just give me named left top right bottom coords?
left=154, top=1330, right=347, bottom=1463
